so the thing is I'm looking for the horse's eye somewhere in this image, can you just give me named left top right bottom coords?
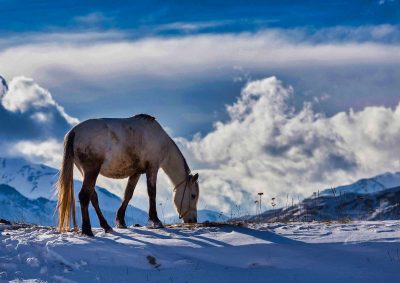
left=191, top=194, right=196, bottom=199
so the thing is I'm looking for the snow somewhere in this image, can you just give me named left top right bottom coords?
left=1, top=221, right=399, bottom=282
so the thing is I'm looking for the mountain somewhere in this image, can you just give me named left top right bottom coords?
left=252, top=186, right=400, bottom=222
left=0, top=75, right=7, bottom=97
left=320, top=172, right=400, bottom=196
left=0, top=157, right=148, bottom=226
left=0, top=184, right=55, bottom=225
left=241, top=172, right=400, bottom=222
left=0, top=157, right=60, bottom=199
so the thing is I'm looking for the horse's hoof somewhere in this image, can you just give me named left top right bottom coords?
left=105, top=227, right=114, bottom=233
left=116, top=223, right=127, bottom=229
left=81, top=230, right=94, bottom=237
left=148, top=220, right=164, bottom=229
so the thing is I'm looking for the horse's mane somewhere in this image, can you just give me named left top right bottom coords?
left=134, top=113, right=156, bottom=122
left=133, top=113, right=190, bottom=174
left=167, top=136, right=191, bottom=175
left=177, top=145, right=191, bottom=174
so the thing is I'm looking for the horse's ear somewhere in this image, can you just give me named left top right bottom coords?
left=191, top=173, right=199, bottom=183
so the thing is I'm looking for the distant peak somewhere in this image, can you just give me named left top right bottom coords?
left=0, top=75, right=8, bottom=97
left=0, top=156, right=54, bottom=172
left=321, top=171, right=400, bottom=196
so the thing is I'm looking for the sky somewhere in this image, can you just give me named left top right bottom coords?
left=0, top=0, right=400, bottom=218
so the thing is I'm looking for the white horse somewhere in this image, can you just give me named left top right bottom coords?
left=57, top=114, right=199, bottom=236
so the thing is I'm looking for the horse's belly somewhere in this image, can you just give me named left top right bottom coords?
left=100, top=155, right=142, bottom=179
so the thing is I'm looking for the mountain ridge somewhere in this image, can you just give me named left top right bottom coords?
left=320, top=171, right=400, bottom=196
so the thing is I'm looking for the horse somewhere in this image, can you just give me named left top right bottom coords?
left=56, top=114, right=199, bottom=236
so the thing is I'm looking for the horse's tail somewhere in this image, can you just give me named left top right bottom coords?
left=56, top=130, right=78, bottom=232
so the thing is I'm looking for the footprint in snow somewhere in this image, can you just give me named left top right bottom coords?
left=146, top=255, right=161, bottom=268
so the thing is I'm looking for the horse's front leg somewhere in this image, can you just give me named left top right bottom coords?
left=146, top=169, right=163, bottom=228
left=91, top=190, right=113, bottom=233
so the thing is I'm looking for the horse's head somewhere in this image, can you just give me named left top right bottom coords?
left=173, top=173, right=199, bottom=223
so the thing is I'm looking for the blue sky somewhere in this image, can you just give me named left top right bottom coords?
left=0, top=1, right=400, bottom=215
left=1, top=1, right=399, bottom=33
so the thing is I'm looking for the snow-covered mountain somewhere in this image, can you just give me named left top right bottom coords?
left=0, top=75, right=7, bottom=97
left=0, top=157, right=60, bottom=199
left=0, top=157, right=148, bottom=226
left=249, top=186, right=400, bottom=222
left=320, top=172, right=400, bottom=196
left=241, top=172, right=400, bottom=222
left=0, top=184, right=56, bottom=225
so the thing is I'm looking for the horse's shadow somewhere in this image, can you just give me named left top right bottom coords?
left=94, top=225, right=302, bottom=249
left=114, top=227, right=229, bottom=248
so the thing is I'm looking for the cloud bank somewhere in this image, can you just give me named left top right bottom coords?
left=1, top=27, right=400, bottom=84
left=0, top=76, right=78, bottom=167
left=2, top=76, right=78, bottom=125
left=179, top=76, right=400, bottom=213
left=1, top=26, right=399, bottom=131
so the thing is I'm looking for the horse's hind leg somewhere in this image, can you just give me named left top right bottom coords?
left=79, top=169, right=99, bottom=237
left=116, top=173, right=140, bottom=228
left=91, top=190, right=113, bottom=233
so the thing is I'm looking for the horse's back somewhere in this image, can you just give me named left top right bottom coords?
left=72, top=116, right=169, bottom=178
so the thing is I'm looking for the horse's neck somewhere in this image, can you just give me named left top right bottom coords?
left=161, top=141, right=189, bottom=187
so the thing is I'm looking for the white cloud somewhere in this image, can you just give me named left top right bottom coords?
left=31, top=112, right=50, bottom=123
left=156, top=21, right=228, bottom=33
left=1, top=76, right=79, bottom=125
left=9, top=139, right=64, bottom=168
left=0, top=76, right=79, bottom=176
left=73, top=12, right=112, bottom=26
left=179, top=76, right=400, bottom=212
left=1, top=27, right=399, bottom=85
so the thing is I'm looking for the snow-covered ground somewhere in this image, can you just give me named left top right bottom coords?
left=1, top=221, right=399, bottom=283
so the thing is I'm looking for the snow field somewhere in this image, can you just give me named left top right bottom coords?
left=0, top=221, right=399, bottom=283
